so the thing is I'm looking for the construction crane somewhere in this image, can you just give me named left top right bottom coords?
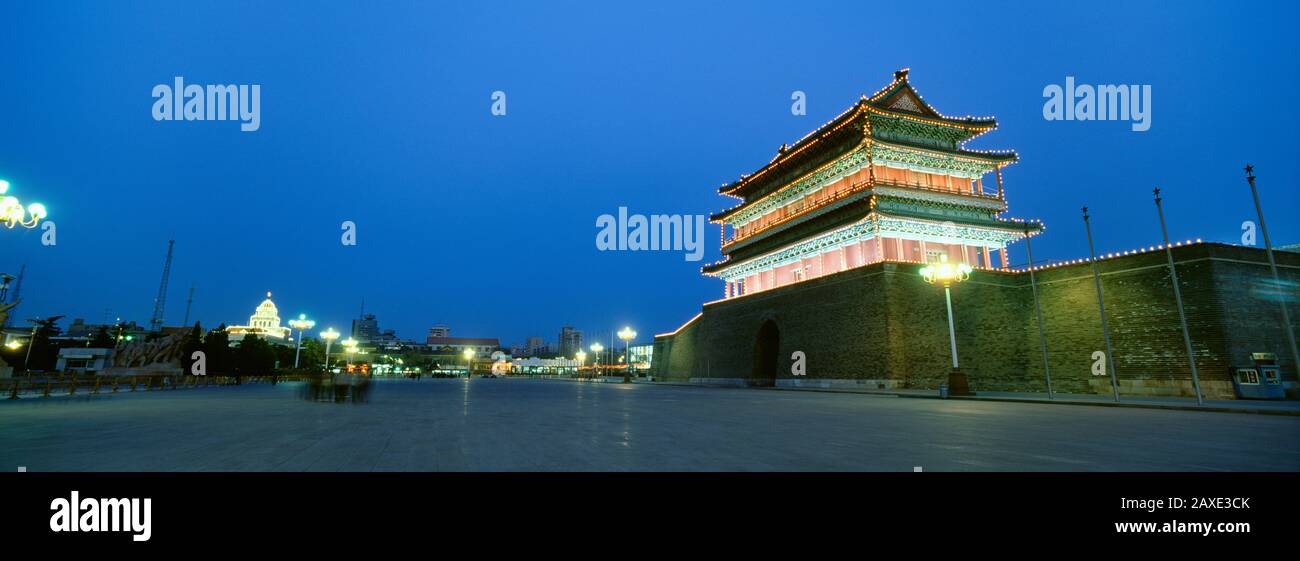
left=181, top=283, right=196, bottom=327
left=149, top=240, right=174, bottom=332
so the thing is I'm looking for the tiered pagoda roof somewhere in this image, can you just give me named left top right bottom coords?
left=718, top=68, right=1015, bottom=206
left=703, top=69, right=1040, bottom=278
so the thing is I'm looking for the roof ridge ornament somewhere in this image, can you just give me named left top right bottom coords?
left=894, top=68, right=910, bottom=81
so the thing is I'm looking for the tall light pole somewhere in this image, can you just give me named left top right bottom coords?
left=590, top=342, right=604, bottom=379
left=462, top=348, right=475, bottom=378
left=576, top=350, right=587, bottom=378
left=618, top=327, right=636, bottom=384
left=320, top=328, right=340, bottom=371
left=1244, top=165, right=1299, bottom=381
left=24, top=321, right=39, bottom=370
left=919, top=254, right=973, bottom=395
left=1083, top=207, right=1120, bottom=402
left=288, top=314, right=315, bottom=369
left=1153, top=188, right=1204, bottom=405
left=1023, top=223, right=1053, bottom=398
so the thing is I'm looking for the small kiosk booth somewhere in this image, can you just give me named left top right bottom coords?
left=1231, top=353, right=1285, bottom=400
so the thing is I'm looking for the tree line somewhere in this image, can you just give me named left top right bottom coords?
left=179, top=323, right=326, bottom=377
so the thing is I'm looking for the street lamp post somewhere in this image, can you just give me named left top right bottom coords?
left=1244, top=165, right=1300, bottom=382
left=1083, top=207, right=1121, bottom=402
left=1153, top=188, right=1204, bottom=405
left=1023, top=223, right=1053, bottom=398
left=24, top=322, right=39, bottom=371
left=462, top=348, right=475, bottom=378
left=590, top=342, right=604, bottom=379
left=320, top=328, right=340, bottom=371
left=288, top=314, right=316, bottom=369
left=112, top=321, right=127, bottom=351
left=919, top=255, right=973, bottom=396
left=618, top=327, right=636, bottom=384
left=576, top=350, right=586, bottom=379
left=342, top=337, right=358, bottom=368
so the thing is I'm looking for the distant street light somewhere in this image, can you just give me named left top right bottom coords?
left=919, top=254, right=973, bottom=395
left=288, top=314, right=316, bottom=369
left=618, top=327, right=637, bottom=384
left=462, top=348, right=475, bottom=378
left=320, top=328, right=340, bottom=371
left=342, top=338, right=358, bottom=367
left=112, top=322, right=131, bottom=351
left=589, top=342, right=604, bottom=379
left=576, top=350, right=587, bottom=378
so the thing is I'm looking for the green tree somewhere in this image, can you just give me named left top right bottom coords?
left=204, top=324, right=232, bottom=376
left=89, top=326, right=114, bottom=348
left=234, top=334, right=276, bottom=377
left=299, top=338, right=325, bottom=370
left=273, top=343, right=296, bottom=370
left=26, top=316, right=64, bottom=372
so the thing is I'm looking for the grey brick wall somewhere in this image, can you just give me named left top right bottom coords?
left=652, top=243, right=1300, bottom=399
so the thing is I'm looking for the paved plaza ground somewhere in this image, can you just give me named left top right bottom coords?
left=1, top=378, right=1297, bottom=471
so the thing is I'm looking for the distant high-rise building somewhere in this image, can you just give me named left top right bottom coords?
left=352, top=313, right=380, bottom=343
left=526, top=336, right=546, bottom=357
left=512, top=336, right=550, bottom=357
left=558, top=326, right=583, bottom=357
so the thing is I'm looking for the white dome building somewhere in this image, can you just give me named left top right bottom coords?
left=228, top=291, right=292, bottom=343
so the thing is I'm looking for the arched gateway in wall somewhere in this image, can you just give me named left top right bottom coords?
left=751, top=320, right=779, bottom=387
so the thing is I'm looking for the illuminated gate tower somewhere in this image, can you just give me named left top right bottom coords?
left=704, top=70, right=1041, bottom=296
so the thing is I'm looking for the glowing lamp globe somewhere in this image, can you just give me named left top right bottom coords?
left=919, top=255, right=972, bottom=287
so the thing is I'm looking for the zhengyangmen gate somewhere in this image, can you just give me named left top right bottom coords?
left=651, top=70, right=1300, bottom=399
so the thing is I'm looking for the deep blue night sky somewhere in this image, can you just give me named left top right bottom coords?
left=2, top=0, right=1297, bottom=347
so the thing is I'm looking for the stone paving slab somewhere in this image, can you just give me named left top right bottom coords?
left=645, top=380, right=1300, bottom=415
left=1, top=378, right=1297, bottom=471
